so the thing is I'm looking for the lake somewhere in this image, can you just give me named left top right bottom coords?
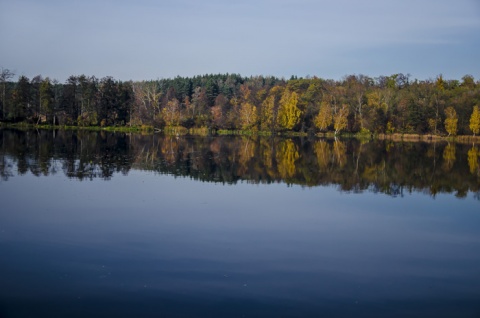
left=0, top=129, right=479, bottom=317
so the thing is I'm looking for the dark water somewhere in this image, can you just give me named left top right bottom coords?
left=0, top=129, right=479, bottom=318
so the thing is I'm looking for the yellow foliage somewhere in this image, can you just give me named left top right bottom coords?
left=261, top=95, right=275, bottom=131
left=444, top=107, right=458, bottom=136
left=277, top=90, right=302, bottom=130
left=442, top=143, right=456, bottom=171
left=333, top=140, right=347, bottom=168
left=468, top=146, right=479, bottom=175
left=314, top=101, right=332, bottom=131
left=162, top=98, right=181, bottom=127
left=334, top=105, right=349, bottom=135
left=314, top=140, right=331, bottom=170
left=469, top=106, right=480, bottom=136
left=239, top=102, right=258, bottom=129
left=276, top=139, right=299, bottom=178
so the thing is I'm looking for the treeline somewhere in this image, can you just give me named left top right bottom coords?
left=1, top=68, right=480, bottom=135
left=1, top=129, right=479, bottom=198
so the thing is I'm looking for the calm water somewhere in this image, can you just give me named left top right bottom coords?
left=0, top=129, right=479, bottom=317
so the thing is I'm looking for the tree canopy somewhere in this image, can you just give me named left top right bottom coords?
left=1, top=71, right=479, bottom=136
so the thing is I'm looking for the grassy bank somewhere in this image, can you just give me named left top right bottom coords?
left=0, top=122, right=155, bottom=133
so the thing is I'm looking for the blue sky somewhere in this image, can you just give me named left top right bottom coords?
left=1, top=0, right=479, bottom=82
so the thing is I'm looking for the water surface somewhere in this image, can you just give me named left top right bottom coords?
left=0, top=129, right=479, bottom=317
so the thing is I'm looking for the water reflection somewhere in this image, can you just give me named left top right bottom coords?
left=0, top=129, right=479, bottom=198
left=1, top=129, right=480, bottom=318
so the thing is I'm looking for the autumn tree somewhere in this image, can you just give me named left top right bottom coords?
left=314, top=101, right=332, bottom=132
left=365, top=90, right=388, bottom=133
left=210, top=94, right=228, bottom=129
left=469, top=105, right=480, bottom=136
left=277, top=89, right=302, bottom=130
left=333, top=104, right=349, bottom=135
left=161, top=98, right=181, bottom=127
left=260, top=86, right=282, bottom=132
left=191, top=86, right=209, bottom=126
left=261, top=95, right=275, bottom=131
left=444, top=106, right=458, bottom=136
left=239, top=102, right=257, bottom=130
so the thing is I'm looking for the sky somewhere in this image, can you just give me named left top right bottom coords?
left=1, top=0, right=479, bottom=82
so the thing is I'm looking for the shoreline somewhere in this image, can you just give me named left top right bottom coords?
left=1, top=122, right=480, bottom=143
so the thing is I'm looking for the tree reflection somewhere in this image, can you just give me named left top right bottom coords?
left=276, top=139, right=299, bottom=179
left=0, top=129, right=479, bottom=197
left=314, top=140, right=331, bottom=171
left=442, top=143, right=456, bottom=171
left=333, top=140, right=347, bottom=168
left=468, top=145, right=479, bottom=176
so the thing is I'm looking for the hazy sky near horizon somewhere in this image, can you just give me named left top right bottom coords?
left=1, top=0, right=479, bottom=82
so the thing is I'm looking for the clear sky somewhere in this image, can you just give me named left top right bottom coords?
left=1, top=0, right=479, bottom=82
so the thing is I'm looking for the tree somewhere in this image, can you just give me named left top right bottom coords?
left=277, top=89, right=302, bottom=130
left=444, top=106, right=458, bottom=136
left=63, top=75, right=80, bottom=123
left=40, top=78, right=54, bottom=124
left=97, top=77, right=119, bottom=126
left=1, top=67, right=15, bottom=120
left=260, top=86, right=282, bottom=132
left=469, top=106, right=480, bottom=136
left=162, top=98, right=181, bottom=127
left=11, top=75, right=31, bottom=121
left=314, top=101, right=332, bottom=132
left=239, top=102, right=257, bottom=130
left=261, top=95, right=276, bottom=131
left=190, top=86, right=209, bottom=125
left=333, top=104, right=349, bottom=135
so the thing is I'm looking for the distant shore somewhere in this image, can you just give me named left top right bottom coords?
left=2, top=122, right=480, bottom=144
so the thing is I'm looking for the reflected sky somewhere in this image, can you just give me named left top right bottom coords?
left=1, top=168, right=480, bottom=317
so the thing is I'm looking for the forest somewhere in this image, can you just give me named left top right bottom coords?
left=1, top=68, right=480, bottom=136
